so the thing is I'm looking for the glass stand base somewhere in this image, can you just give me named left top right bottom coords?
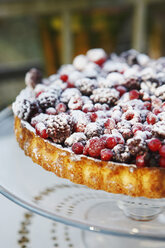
left=118, top=200, right=163, bottom=221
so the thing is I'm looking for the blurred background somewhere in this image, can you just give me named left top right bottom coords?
left=0, top=0, right=165, bottom=110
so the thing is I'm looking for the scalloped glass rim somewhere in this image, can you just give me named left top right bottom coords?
left=1, top=107, right=165, bottom=241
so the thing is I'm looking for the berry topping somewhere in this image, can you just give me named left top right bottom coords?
left=146, top=112, right=157, bottom=125
left=46, top=107, right=57, bottom=115
left=56, top=103, right=67, bottom=113
left=148, top=138, right=162, bottom=152
left=88, top=137, right=105, bottom=158
left=90, top=112, right=98, bottom=122
left=60, top=74, right=68, bottom=82
left=104, top=118, right=116, bottom=130
left=159, top=157, right=165, bottom=168
left=101, top=148, right=113, bottom=161
left=84, top=122, right=103, bottom=138
left=72, top=142, right=84, bottom=154
left=116, top=86, right=127, bottom=96
left=90, top=88, right=119, bottom=105
left=159, top=145, right=165, bottom=158
left=68, top=96, right=83, bottom=110
left=136, top=154, right=146, bottom=167
left=25, top=68, right=42, bottom=89
left=106, top=136, right=117, bottom=149
left=75, top=78, right=96, bottom=95
left=37, top=90, right=59, bottom=110
left=35, top=122, right=48, bottom=139
left=129, top=90, right=139, bottom=100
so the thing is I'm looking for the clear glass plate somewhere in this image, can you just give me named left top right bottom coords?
left=1, top=108, right=165, bottom=242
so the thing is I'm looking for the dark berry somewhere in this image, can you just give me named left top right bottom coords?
left=25, top=68, right=42, bottom=88
left=60, top=74, right=68, bottom=82
left=101, top=149, right=113, bottom=161
left=159, top=157, right=165, bottom=168
left=159, top=145, right=165, bottom=157
left=148, top=138, right=161, bottom=152
left=106, top=136, right=117, bottom=149
left=129, top=90, right=139, bottom=100
left=136, top=155, right=146, bottom=167
left=72, top=142, right=84, bottom=154
left=88, top=137, right=105, bottom=158
left=146, top=112, right=157, bottom=125
left=56, top=103, right=67, bottom=113
left=116, top=86, right=127, bottom=97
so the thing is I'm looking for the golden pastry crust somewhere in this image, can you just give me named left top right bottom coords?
left=14, top=116, right=165, bottom=199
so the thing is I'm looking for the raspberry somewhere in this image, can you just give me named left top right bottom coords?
left=106, top=136, right=117, bottom=149
left=159, top=157, right=165, bottom=168
left=35, top=122, right=48, bottom=139
left=104, top=118, right=116, bottom=129
left=82, top=104, right=94, bottom=113
left=46, top=107, right=57, bottom=115
left=143, top=101, right=151, bottom=110
left=95, top=57, right=106, bottom=66
left=152, top=107, right=162, bottom=115
left=56, top=103, right=67, bottom=113
left=116, top=86, right=127, bottom=97
left=148, top=138, right=162, bottom=152
left=129, top=90, right=139, bottom=100
left=68, top=96, right=83, bottom=110
left=101, top=149, right=113, bottom=161
left=159, top=145, right=165, bottom=157
left=72, top=142, right=84, bottom=154
left=125, top=112, right=134, bottom=121
left=88, top=137, right=105, bottom=158
left=60, top=74, right=68, bottom=82
left=136, top=154, right=146, bottom=167
left=67, top=82, right=75, bottom=88
left=90, top=112, right=98, bottom=122
left=132, top=123, right=143, bottom=134
left=146, top=112, right=157, bottom=125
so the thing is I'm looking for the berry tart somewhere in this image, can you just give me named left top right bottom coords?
left=13, top=49, right=165, bottom=198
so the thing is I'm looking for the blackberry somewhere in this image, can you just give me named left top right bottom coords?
left=45, top=113, right=74, bottom=143
left=60, top=88, right=81, bottom=104
left=123, top=76, right=140, bottom=90
left=126, top=136, right=147, bottom=156
left=121, top=49, right=139, bottom=66
left=90, top=88, right=119, bottom=105
left=25, top=68, right=42, bottom=89
left=84, top=122, right=104, bottom=139
left=75, top=78, right=96, bottom=95
left=37, top=90, right=59, bottom=110
left=112, top=144, right=131, bottom=163
left=13, top=99, right=40, bottom=121
left=116, top=121, right=133, bottom=140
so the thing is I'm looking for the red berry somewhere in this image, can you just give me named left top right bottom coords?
left=152, top=107, right=162, bottom=115
left=36, top=91, right=44, bottom=98
left=136, top=155, right=146, bottom=167
left=90, top=112, right=98, bottom=122
left=152, top=98, right=162, bottom=108
left=148, top=138, right=162, bottom=152
left=143, top=101, right=151, bottom=110
left=115, top=135, right=125, bottom=144
left=95, top=57, right=106, bottom=66
left=116, top=86, right=127, bottom=97
left=104, top=118, right=116, bottom=129
left=72, top=142, right=84, bottom=154
left=60, top=74, right=68, bottom=82
left=35, top=123, right=48, bottom=139
left=129, top=90, right=139, bottom=100
left=83, top=144, right=89, bottom=155
left=82, top=105, right=94, bottom=113
left=125, top=112, right=134, bottom=121
left=46, top=107, right=57, bottom=115
left=101, top=149, right=113, bottom=161
left=68, top=96, right=83, bottom=110
left=132, top=123, right=143, bottom=134
left=67, top=82, right=75, bottom=88
left=159, top=157, right=165, bottom=168
left=146, top=112, right=157, bottom=125
left=106, top=136, right=117, bottom=149
left=159, top=145, right=165, bottom=157
left=88, top=137, right=105, bottom=158
left=56, top=103, right=67, bottom=113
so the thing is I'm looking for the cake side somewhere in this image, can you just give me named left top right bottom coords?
left=15, top=116, right=165, bottom=198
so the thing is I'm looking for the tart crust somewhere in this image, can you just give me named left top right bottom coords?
left=15, top=116, right=165, bottom=199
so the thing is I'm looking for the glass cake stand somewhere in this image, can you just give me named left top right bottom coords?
left=1, top=107, right=165, bottom=247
